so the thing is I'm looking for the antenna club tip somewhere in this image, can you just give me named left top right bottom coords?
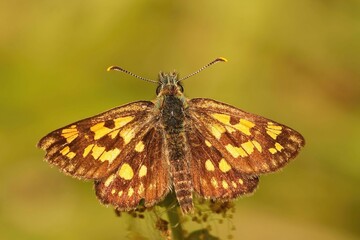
left=217, top=57, right=228, bottom=62
left=107, top=66, right=119, bottom=71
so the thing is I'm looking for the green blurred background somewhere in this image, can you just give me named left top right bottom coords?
left=1, top=0, right=360, bottom=239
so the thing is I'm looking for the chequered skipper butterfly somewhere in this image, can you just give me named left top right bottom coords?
left=38, top=58, right=305, bottom=214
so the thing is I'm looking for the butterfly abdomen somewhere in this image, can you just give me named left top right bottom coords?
left=161, top=95, right=194, bottom=214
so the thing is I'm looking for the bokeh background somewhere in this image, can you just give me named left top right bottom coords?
left=1, top=0, right=359, bottom=239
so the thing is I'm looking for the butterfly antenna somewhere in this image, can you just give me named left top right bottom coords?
left=178, top=57, right=228, bottom=82
left=107, top=66, right=158, bottom=84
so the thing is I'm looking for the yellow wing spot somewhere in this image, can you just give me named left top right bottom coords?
left=82, top=144, right=94, bottom=157
left=111, top=189, right=116, bottom=195
left=241, top=141, right=255, bottom=155
left=99, top=148, right=121, bottom=163
left=120, top=128, right=135, bottom=144
left=269, top=126, right=282, bottom=130
left=66, top=134, right=78, bottom=144
left=233, top=119, right=255, bottom=136
left=212, top=113, right=255, bottom=135
left=243, top=120, right=255, bottom=127
left=210, top=124, right=226, bottom=140
left=67, top=151, right=76, bottom=159
left=222, top=180, right=229, bottom=189
left=108, top=129, right=120, bottom=139
left=114, top=116, right=134, bottom=128
left=104, top=174, right=116, bottom=187
left=205, top=159, right=215, bottom=171
left=61, top=125, right=78, bottom=143
left=205, top=140, right=212, bottom=147
left=211, top=177, right=218, bottom=188
left=231, top=181, right=237, bottom=188
left=135, top=141, right=145, bottom=152
left=139, top=165, right=147, bottom=178
left=219, top=158, right=231, bottom=173
left=60, top=146, right=70, bottom=156
left=266, top=131, right=277, bottom=139
left=61, top=125, right=76, bottom=132
left=61, top=125, right=78, bottom=134
left=275, top=142, right=284, bottom=152
left=225, top=125, right=236, bottom=133
left=212, top=113, right=231, bottom=125
left=149, top=183, right=154, bottom=190
left=252, top=140, right=262, bottom=152
left=138, top=183, right=144, bottom=195
left=266, top=123, right=282, bottom=139
left=119, top=163, right=134, bottom=180
left=238, top=179, right=244, bottom=185
left=128, top=187, right=134, bottom=197
left=91, top=116, right=134, bottom=140
left=90, top=122, right=108, bottom=140
left=269, top=148, right=277, bottom=154
left=118, top=190, right=123, bottom=197
left=91, top=145, right=105, bottom=159
left=225, top=144, right=248, bottom=158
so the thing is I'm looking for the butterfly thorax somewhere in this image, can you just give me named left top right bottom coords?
left=156, top=72, right=194, bottom=213
left=157, top=72, right=188, bottom=133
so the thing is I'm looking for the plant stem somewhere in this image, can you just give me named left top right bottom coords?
left=167, top=206, right=185, bottom=240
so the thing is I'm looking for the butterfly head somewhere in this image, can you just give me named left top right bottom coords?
left=156, top=71, right=184, bottom=96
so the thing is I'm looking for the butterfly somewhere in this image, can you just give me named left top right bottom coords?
left=37, top=57, right=305, bottom=214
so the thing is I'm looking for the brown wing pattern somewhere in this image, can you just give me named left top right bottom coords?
left=186, top=125, right=259, bottom=200
left=37, top=101, right=156, bottom=179
left=188, top=98, right=305, bottom=175
left=95, top=128, right=170, bottom=211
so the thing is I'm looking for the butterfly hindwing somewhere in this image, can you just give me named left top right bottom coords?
left=188, top=98, right=305, bottom=175
left=37, top=101, right=156, bottom=179
left=186, top=125, right=259, bottom=200
left=95, top=127, right=170, bottom=211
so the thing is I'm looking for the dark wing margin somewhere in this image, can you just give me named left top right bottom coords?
left=37, top=101, right=156, bottom=180
left=187, top=98, right=305, bottom=175
left=95, top=127, right=170, bottom=211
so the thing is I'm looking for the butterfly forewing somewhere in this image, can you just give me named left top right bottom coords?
left=37, top=101, right=156, bottom=179
left=95, top=128, right=170, bottom=210
left=188, top=98, right=305, bottom=175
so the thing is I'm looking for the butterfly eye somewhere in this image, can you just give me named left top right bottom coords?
left=156, top=85, right=162, bottom=95
left=178, top=83, right=184, bottom=93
